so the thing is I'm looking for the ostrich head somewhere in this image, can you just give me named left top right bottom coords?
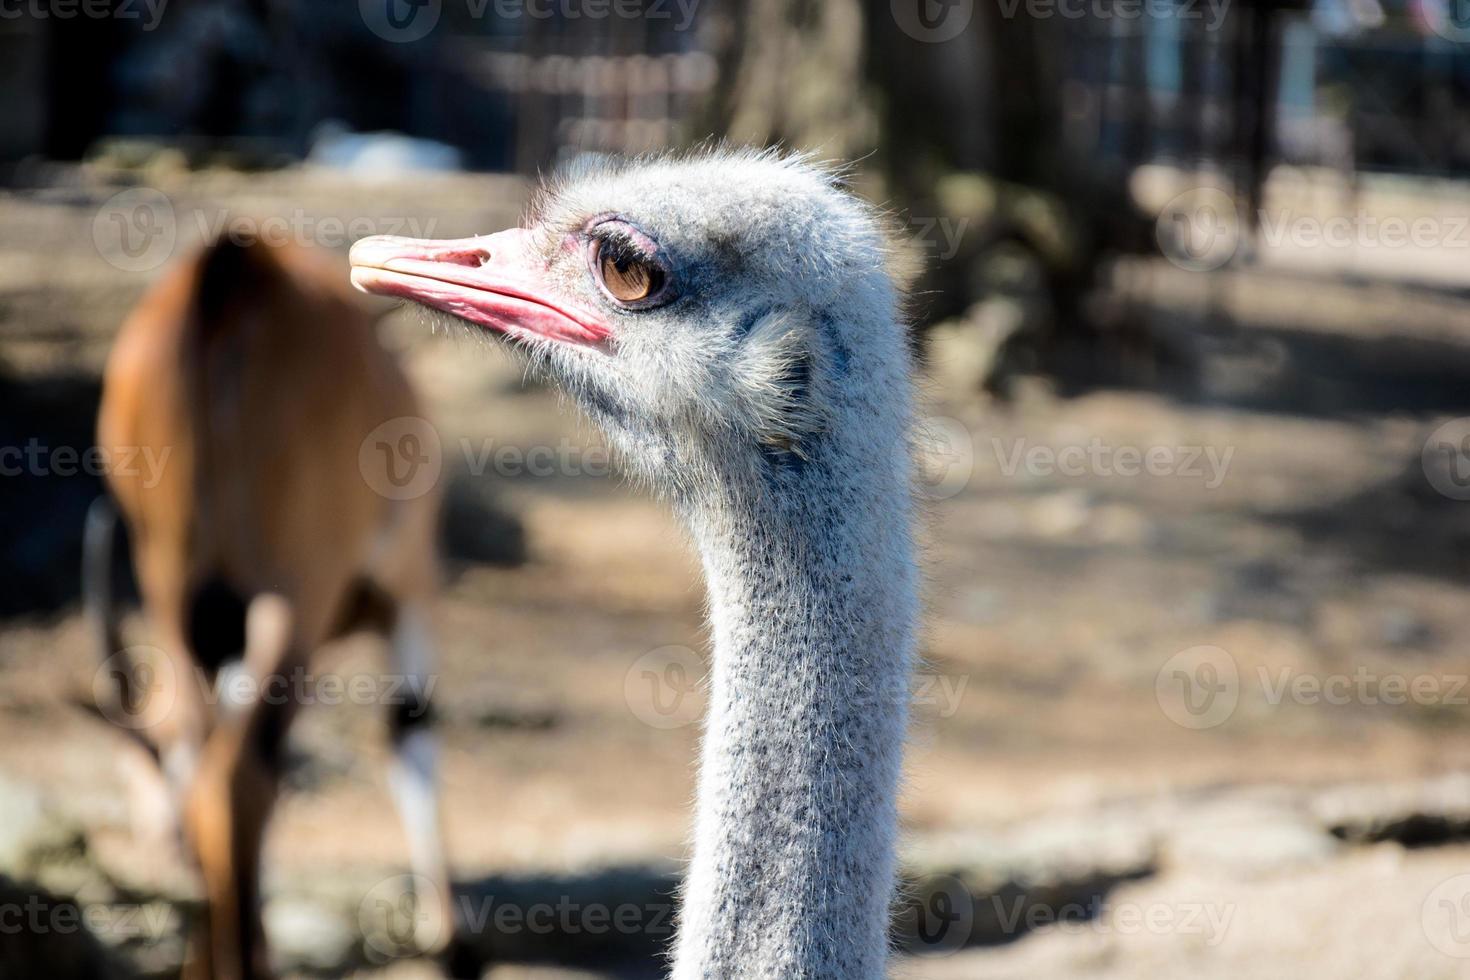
left=350, top=150, right=908, bottom=508
left=353, top=150, right=919, bottom=978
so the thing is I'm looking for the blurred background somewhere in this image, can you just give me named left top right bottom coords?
left=4, top=0, right=1470, bottom=977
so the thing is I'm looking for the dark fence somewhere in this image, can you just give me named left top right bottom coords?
left=11, top=0, right=715, bottom=173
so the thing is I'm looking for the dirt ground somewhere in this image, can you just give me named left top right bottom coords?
left=2, top=164, right=1470, bottom=978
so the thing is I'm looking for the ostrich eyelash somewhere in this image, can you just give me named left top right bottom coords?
left=593, top=230, right=644, bottom=268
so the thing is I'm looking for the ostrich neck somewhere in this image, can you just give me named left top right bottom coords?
left=673, top=472, right=916, bottom=980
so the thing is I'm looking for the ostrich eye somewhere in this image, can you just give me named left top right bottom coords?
left=588, top=224, right=670, bottom=307
left=599, top=246, right=661, bottom=301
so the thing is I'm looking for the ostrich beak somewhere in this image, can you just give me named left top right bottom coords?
left=349, top=229, right=613, bottom=350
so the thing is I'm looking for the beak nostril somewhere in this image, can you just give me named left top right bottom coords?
left=434, top=248, right=493, bottom=268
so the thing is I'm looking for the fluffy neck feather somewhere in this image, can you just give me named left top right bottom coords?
left=672, top=424, right=917, bottom=979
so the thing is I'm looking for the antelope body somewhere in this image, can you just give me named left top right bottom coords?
left=87, top=238, right=452, bottom=979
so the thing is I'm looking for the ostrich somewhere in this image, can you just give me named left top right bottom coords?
left=350, top=149, right=918, bottom=978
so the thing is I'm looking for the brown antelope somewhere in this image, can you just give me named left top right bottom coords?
left=85, top=237, right=454, bottom=979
